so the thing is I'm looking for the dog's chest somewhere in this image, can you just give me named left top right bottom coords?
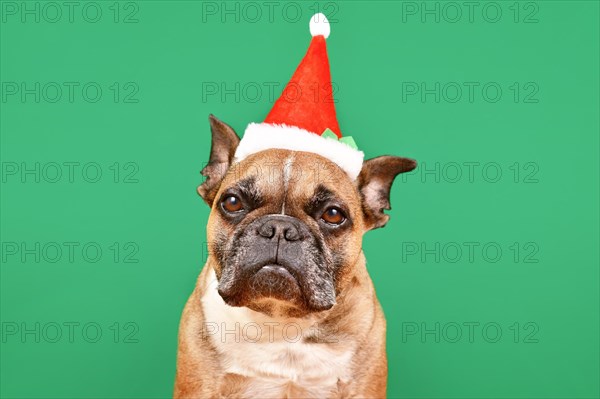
left=217, top=332, right=350, bottom=383
left=216, top=333, right=351, bottom=397
left=201, top=271, right=353, bottom=395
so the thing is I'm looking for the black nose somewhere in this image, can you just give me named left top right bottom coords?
left=257, top=216, right=303, bottom=242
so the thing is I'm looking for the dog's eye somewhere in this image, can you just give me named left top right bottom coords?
left=221, top=195, right=243, bottom=213
left=321, top=207, right=346, bottom=225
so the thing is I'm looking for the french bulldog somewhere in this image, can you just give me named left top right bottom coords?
left=174, top=115, right=416, bottom=398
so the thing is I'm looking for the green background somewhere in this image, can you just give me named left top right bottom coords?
left=1, top=1, right=599, bottom=398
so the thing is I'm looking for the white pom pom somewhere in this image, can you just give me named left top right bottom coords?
left=309, top=13, right=330, bottom=39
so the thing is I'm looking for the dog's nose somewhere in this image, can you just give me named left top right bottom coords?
left=257, top=217, right=302, bottom=242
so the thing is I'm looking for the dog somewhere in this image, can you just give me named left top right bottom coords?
left=173, top=115, right=416, bottom=398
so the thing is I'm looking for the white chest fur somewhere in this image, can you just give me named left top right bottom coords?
left=200, top=269, right=354, bottom=390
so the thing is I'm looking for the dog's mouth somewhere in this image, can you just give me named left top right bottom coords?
left=218, top=263, right=303, bottom=306
left=255, top=264, right=296, bottom=281
left=253, top=263, right=301, bottom=288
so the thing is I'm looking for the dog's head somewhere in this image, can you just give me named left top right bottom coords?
left=198, top=115, right=416, bottom=317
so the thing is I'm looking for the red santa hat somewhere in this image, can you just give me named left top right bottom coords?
left=234, top=13, right=364, bottom=180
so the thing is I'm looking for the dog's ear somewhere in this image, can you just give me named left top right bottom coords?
left=197, top=115, right=241, bottom=206
left=357, top=156, right=417, bottom=230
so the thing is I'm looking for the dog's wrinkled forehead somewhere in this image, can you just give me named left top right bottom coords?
left=218, top=149, right=360, bottom=213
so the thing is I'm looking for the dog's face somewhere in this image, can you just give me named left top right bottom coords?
left=198, top=116, right=416, bottom=317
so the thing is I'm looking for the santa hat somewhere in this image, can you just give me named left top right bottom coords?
left=234, top=13, right=364, bottom=180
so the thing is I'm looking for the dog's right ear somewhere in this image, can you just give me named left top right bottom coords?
left=357, top=155, right=417, bottom=230
left=197, top=115, right=240, bottom=206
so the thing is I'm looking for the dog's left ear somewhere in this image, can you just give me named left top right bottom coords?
left=197, top=115, right=240, bottom=206
left=357, top=156, right=417, bottom=230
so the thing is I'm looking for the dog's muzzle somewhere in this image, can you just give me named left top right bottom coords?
left=217, top=214, right=335, bottom=311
